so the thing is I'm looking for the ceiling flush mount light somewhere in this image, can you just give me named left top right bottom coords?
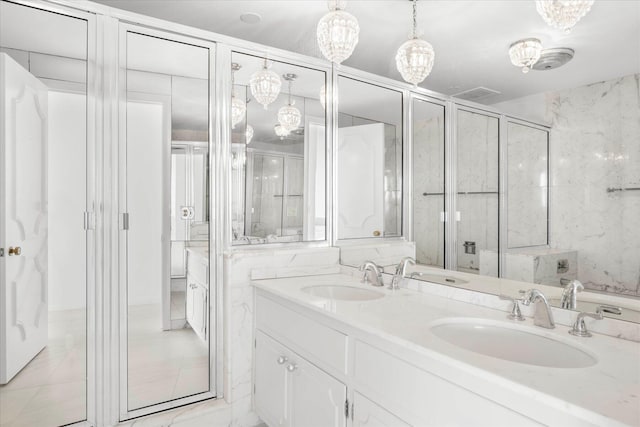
left=245, top=124, right=254, bottom=144
left=278, top=74, right=302, bottom=132
left=395, top=0, right=435, bottom=86
left=240, top=12, right=261, bottom=25
left=509, top=38, right=543, bottom=73
left=535, top=0, right=594, bottom=33
left=250, top=57, right=281, bottom=110
left=317, top=0, right=360, bottom=64
left=231, top=63, right=246, bottom=129
left=274, top=123, right=290, bottom=140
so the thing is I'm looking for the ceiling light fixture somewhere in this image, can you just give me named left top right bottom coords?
left=509, top=38, right=543, bottom=73
left=278, top=74, right=302, bottom=132
left=250, top=57, right=281, bottom=110
left=316, top=0, right=360, bottom=64
left=274, top=123, right=290, bottom=140
left=240, top=12, right=261, bottom=25
left=245, top=124, right=254, bottom=144
left=395, top=0, right=435, bottom=86
left=231, top=63, right=246, bottom=129
left=535, top=0, right=594, bottom=33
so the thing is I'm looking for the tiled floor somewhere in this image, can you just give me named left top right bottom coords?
left=0, top=309, right=87, bottom=427
left=0, top=304, right=209, bottom=426
left=127, top=304, right=209, bottom=410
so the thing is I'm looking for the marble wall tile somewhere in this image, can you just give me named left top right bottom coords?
left=221, top=246, right=340, bottom=425
left=338, top=241, right=416, bottom=267
left=548, top=73, right=640, bottom=296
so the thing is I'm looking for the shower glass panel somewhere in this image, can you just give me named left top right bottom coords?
left=0, top=2, right=89, bottom=426
left=507, top=122, right=549, bottom=248
left=337, top=77, right=403, bottom=239
left=412, top=99, right=446, bottom=268
left=456, top=109, right=499, bottom=276
left=122, top=30, right=211, bottom=414
left=230, top=52, right=326, bottom=244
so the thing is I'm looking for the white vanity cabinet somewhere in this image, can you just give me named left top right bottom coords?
left=352, top=393, right=410, bottom=427
left=255, top=331, right=347, bottom=427
left=186, top=250, right=208, bottom=342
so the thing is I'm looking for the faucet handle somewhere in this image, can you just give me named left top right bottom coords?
left=499, top=295, right=526, bottom=321
left=569, top=304, right=621, bottom=337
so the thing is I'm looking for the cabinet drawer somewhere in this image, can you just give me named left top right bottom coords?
left=187, top=252, right=208, bottom=285
left=354, top=340, right=542, bottom=426
left=256, top=294, right=348, bottom=375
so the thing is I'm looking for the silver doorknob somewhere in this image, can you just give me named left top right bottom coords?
left=286, top=363, right=297, bottom=372
left=8, top=247, right=21, bottom=256
left=277, top=356, right=288, bottom=365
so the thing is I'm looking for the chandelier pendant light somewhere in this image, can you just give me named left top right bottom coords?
left=245, top=124, right=254, bottom=144
left=274, top=123, right=290, bottom=140
left=535, top=0, right=594, bottom=33
left=317, top=0, right=360, bottom=64
left=277, top=74, right=302, bottom=132
left=509, top=38, right=543, bottom=73
left=395, top=0, right=435, bottom=86
left=230, top=63, right=246, bottom=129
left=250, top=57, right=282, bottom=110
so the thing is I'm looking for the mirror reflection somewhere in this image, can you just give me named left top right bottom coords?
left=123, top=31, right=210, bottom=411
left=0, top=2, right=88, bottom=426
left=412, top=99, right=445, bottom=268
left=230, top=52, right=326, bottom=244
left=337, top=77, right=403, bottom=239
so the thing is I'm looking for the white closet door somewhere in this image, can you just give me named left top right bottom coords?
left=0, top=53, right=49, bottom=384
left=338, top=123, right=385, bottom=239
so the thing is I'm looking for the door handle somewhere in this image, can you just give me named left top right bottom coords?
left=8, top=247, right=21, bottom=256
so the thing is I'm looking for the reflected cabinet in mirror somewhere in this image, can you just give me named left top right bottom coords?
left=337, top=77, right=403, bottom=239
left=0, top=2, right=89, bottom=426
left=230, top=52, right=326, bottom=245
left=120, top=29, right=212, bottom=413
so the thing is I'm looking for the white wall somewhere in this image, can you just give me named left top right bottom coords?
left=48, top=90, right=86, bottom=311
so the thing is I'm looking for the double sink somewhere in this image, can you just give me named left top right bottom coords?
left=301, top=283, right=598, bottom=369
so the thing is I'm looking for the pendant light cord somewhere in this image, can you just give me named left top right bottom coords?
left=412, top=0, right=417, bottom=39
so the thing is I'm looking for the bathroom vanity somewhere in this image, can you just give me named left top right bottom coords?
left=252, top=274, right=639, bottom=427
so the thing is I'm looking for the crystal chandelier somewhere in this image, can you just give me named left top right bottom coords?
left=230, top=63, right=246, bottom=129
left=509, top=38, right=543, bottom=73
left=316, top=0, right=360, bottom=64
left=250, top=57, right=281, bottom=110
left=274, top=123, right=290, bottom=140
left=319, top=84, right=326, bottom=110
left=277, top=74, right=302, bottom=132
left=536, top=0, right=594, bottom=33
left=245, top=124, right=254, bottom=144
left=395, top=0, right=435, bottom=86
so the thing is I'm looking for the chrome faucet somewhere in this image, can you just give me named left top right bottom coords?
left=522, top=289, right=555, bottom=329
left=389, top=257, right=415, bottom=290
left=359, top=261, right=384, bottom=287
left=560, top=279, right=584, bottom=310
left=569, top=305, right=622, bottom=337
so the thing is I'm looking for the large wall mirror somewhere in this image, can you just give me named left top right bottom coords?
left=230, top=52, right=326, bottom=245
left=337, top=76, right=403, bottom=240
left=457, top=109, right=500, bottom=277
left=0, top=1, right=90, bottom=426
left=119, top=28, right=213, bottom=416
left=412, top=98, right=445, bottom=268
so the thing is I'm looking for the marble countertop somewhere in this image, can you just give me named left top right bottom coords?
left=253, top=273, right=640, bottom=426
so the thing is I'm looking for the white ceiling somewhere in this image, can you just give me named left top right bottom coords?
left=93, top=0, right=640, bottom=104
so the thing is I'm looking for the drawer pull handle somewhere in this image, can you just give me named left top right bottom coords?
left=277, top=356, right=288, bottom=365
left=286, top=363, right=298, bottom=372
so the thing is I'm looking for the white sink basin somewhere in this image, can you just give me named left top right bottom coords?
left=301, top=285, right=384, bottom=301
left=430, top=318, right=597, bottom=368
